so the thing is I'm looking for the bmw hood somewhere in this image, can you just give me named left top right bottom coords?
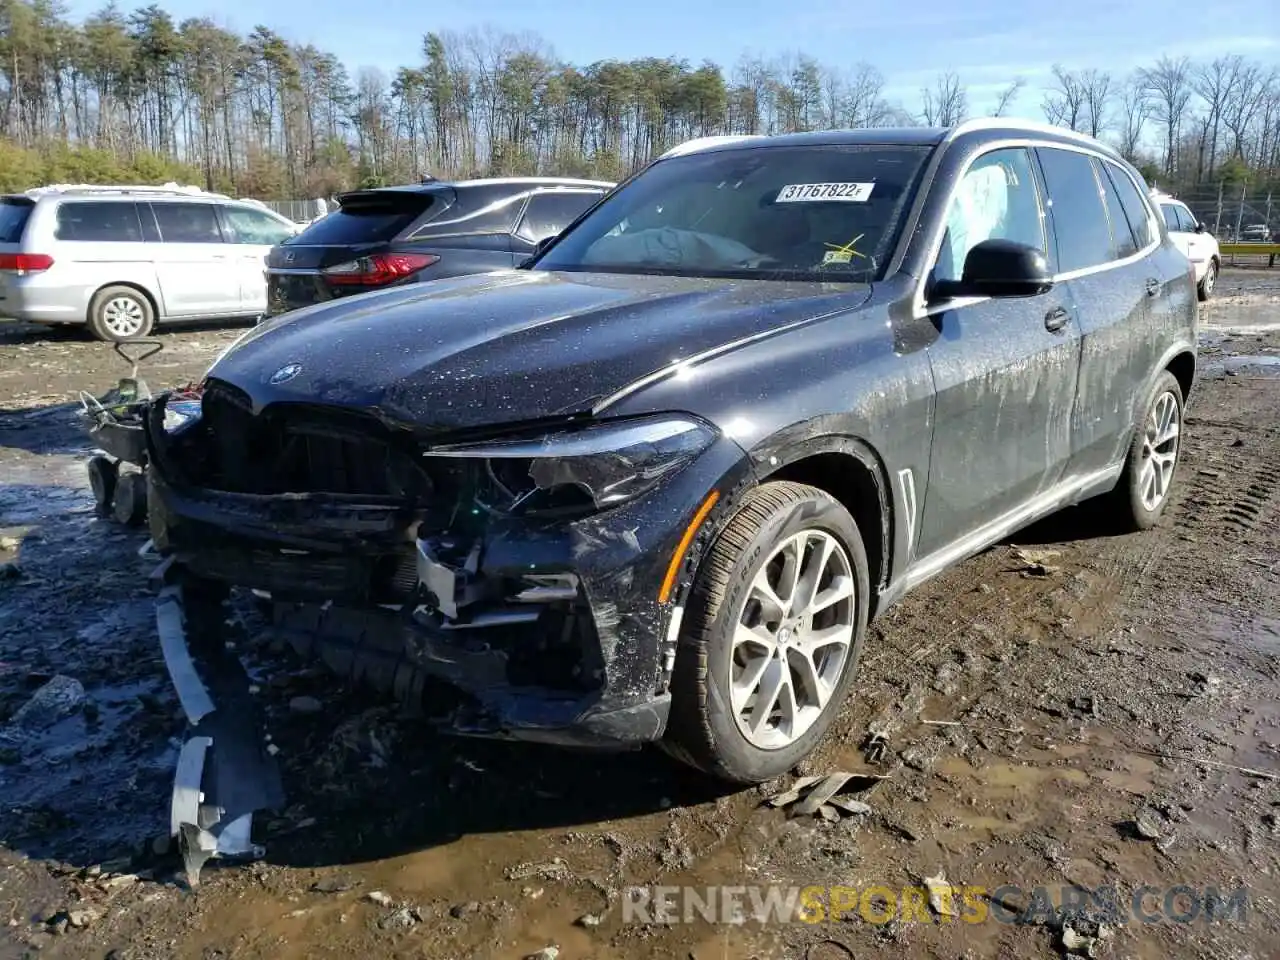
left=207, top=269, right=872, bottom=432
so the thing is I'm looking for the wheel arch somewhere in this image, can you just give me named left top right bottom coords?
left=750, top=433, right=894, bottom=615
left=1166, top=349, right=1196, bottom=404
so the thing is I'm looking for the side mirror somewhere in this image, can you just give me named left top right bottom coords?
left=931, top=239, right=1053, bottom=301
left=1194, top=221, right=1206, bottom=234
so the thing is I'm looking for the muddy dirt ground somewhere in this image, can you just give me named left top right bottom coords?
left=0, top=271, right=1278, bottom=960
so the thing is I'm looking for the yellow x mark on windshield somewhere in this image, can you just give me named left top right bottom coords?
left=823, top=233, right=868, bottom=259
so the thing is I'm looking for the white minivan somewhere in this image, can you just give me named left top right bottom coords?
left=0, top=184, right=300, bottom=341
left=1151, top=190, right=1221, bottom=301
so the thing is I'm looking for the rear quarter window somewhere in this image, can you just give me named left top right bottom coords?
left=293, top=193, right=437, bottom=245
left=1102, top=163, right=1155, bottom=249
left=0, top=199, right=33, bottom=242
left=409, top=191, right=526, bottom=240
left=55, top=201, right=144, bottom=242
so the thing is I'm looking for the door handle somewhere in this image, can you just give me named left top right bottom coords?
left=1044, top=306, right=1070, bottom=333
left=1145, top=277, right=1160, bottom=297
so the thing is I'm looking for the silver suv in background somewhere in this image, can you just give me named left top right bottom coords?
left=0, top=185, right=300, bottom=341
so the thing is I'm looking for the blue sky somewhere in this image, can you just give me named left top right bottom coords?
left=65, top=0, right=1279, bottom=117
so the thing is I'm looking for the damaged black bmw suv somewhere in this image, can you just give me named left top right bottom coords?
left=144, top=120, right=1197, bottom=784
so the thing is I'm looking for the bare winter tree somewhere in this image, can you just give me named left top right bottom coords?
left=1042, top=64, right=1088, bottom=131
left=1220, top=61, right=1267, bottom=160
left=1117, top=74, right=1148, bottom=161
left=990, top=78, right=1024, bottom=117
left=1193, top=56, right=1241, bottom=179
left=1139, top=55, right=1193, bottom=177
left=920, top=71, right=967, bottom=126
left=1080, top=69, right=1112, bottom=137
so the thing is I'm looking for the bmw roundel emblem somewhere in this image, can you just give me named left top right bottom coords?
left=269, top=362, right=302, bottom=385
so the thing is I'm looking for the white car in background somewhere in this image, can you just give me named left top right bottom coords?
left=1152, top=190, right=1220, bottom=301
left=0, top=184, right=301, bottom=341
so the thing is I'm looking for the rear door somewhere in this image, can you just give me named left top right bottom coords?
left=217, top=204, right=298, bottom=314
left=265, top=189, right=441, bottom=316
left=146, top=201, right=240, bottom=317
left=511, top=189, right=605, bottom=257
left=1040, top=149, right=1159, bottom=478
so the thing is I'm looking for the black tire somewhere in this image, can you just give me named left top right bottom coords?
left=1109, top=370, right=1185, bottom=532
left=112, top=471, right=148, bottom=526
left=662, top=481, right=870, bottom=783
left=87, top=455, right=118, bottom=516
left=88, top=285, right=155, bottom=342
left=1197, top=259, right=1217, bottom=302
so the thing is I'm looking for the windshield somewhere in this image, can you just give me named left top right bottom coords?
left=535, top=143, right=931, bottom=282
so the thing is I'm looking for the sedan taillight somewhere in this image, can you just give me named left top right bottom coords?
left=322, top=253, right=439, bottom=287
left=0, top=253, right=54, bottom=274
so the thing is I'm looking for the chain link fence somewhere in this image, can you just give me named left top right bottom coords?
left=260, top=198, right=332, bottom=223
left=1168, top=184, right=1278, bottom=243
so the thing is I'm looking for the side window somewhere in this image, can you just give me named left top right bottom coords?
left=1036, top=147, right=1113, bottom=273
left=222, top=206, right=294, bottom=245
left=934, top=147, right=1046, bottom=283
left=54, top=202, right=143, bottom=242
left=1160, top=204, right=1182, bottom=233
left=1092, top=158, right=1139, bottom=259
left=515, top=191, right=601, bottom=243
left=151, top=202, right=224, bottom=244
left=1103, top=163, right=1154, bottom=249
left=1175, top=205, right=1198, bottom=232
left=410, top=192, right=526, bottom=239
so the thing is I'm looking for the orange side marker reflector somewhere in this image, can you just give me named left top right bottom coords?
left=658, top=490, right=721, bottom=604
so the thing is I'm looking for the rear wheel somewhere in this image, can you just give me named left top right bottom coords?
left=1108, top=370, right=1184, bottom=531
left=662, top=481, right=870, bottom=783
left=88, top=286, right=155, bottom=342
left=1197, top=259, right=1218, bottom=301
left=112, top=472, right=148, bottom=526
left=87, top=455, right=118, bottom=516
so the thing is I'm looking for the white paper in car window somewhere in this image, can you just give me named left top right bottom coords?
left=946, top=165, right=1009, bottom=276
left=775, top=182, right=875, bottom=203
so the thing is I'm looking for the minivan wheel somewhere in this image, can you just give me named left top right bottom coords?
left=89, top=286, right=154, bottom=341
left=1197, top=259, right=1217, bottom=301
left=662, top=481, right=870, bottom=783
left=1110, top=370, right=1184, bottom=531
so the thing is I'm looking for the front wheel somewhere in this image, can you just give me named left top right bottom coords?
left=1197, top=259, right=1218, bottom=302
left=662, top=481, right=870, bottom=783
left=1109, top=370, right=1184, bottom=531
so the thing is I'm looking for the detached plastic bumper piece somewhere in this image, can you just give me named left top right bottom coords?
left=156, top=579, right=284, bottom=885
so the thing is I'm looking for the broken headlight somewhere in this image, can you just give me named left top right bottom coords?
left=424, top=415, right=718, bottom=514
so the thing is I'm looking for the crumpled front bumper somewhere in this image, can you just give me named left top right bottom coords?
left=154, top=574, right=284, bottom=883
left=143, top=397, right=753, bottom=749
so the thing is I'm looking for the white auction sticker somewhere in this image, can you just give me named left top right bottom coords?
left=775, top=182, right=875, bottom=203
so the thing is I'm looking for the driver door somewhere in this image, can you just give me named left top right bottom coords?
left=915, top=146, right=1082, bottom=557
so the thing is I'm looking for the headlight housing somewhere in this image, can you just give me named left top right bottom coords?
left=424, top=415, right=718, bottom=514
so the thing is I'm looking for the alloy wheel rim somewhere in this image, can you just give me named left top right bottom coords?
left=729, top=528, right=856, bottom=750
left=103, top=297, right=145, bottom=337
left=1205, top=263, right=1216, bottom=293
left=1138, top=390, right=1180, bottom=512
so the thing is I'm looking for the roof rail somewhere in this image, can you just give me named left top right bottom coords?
left=945, top=118, right=1120, bottom=157
left=659, top=135, right=769, bottom=160
left=23, top=182, right=232, bottom=200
